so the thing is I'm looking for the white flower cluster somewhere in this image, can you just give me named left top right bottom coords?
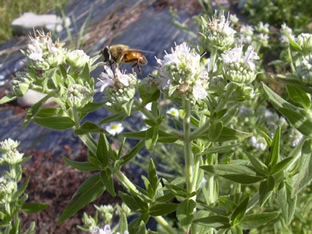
left=0, top=175, right=17, bottom=203
left=295, top=54, right=312, bottom=85
left=25, top=31, right=90, bottom=70
left=250, top=136, right=267, bottom=151
left=280, top=23, right=294, bottom=45
left=156, top=42, right=208, bottom=101
left=96, top=66, right=137, bottom=113
left=296, top=33, right=312, bottom=53
left=0, top=138, right=23, bottom=165
left=201, top=11, right=236, bottom=50
left=222, top=45, right=259, bottom=83
left=239, top=22, right=269, bottom=47
left=25, top=31, right=66, bottom=70
left=91, top=225, right=129, bottom=234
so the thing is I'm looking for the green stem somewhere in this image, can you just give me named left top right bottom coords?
left=288, top=46, right=295, bottom=73
left=287, top=136, right=308, bottom=172
left=154, top=216, right=175, bottom=234
left=115, top=170, right=139, bottom=193
left=209, top=49, right=217, bottom=73
left=183, top=97, right=194, bottom=198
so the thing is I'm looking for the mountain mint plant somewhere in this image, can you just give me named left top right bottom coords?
left=1, top=9, right=312, bottom=233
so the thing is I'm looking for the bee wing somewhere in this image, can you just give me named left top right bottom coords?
left=125, top=49, right=154, bottom=54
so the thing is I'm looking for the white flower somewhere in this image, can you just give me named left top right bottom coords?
left=192, top=80, right=208, bottom=101
left=166, top=107, right=179, bottom=118
left=223, top=45, right=259, bottom=71
left=105, top=122, right=124, bottom=136
left=0, top=138, right=19, bottom=153
left=0, top=175, right=17, bottom=201
left=27, top=39, right=43, bottom=61
left=229, top=14, right=238, bottom=24
left=91, top=225, right=128, bottom=234
left=250, top=136, right=266, bottom=151
left=156, top=42, right=208, bottom=100
left=96, top=66, right=115, bottom=92
left=256, top=22, right=269, bottom=34
left=96, top=66, right=135, bottom=92
left=239, top=25, right=254, bottom=44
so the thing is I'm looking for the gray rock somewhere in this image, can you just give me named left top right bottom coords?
left=11, top=12, right=70, bottom=36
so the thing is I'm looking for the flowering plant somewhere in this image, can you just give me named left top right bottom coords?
left=1, top=11, right=312, bottom=233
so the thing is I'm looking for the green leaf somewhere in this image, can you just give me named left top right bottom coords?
left=79, top=102, right=105, bottom=119
left=96, top=134, right=109, bottom=167
left=278, top=183, right=297, bottom=225
left=33, top=116, right=75, bottom=130
left=36, top=108, right=63, bottom=117
left=208, top=121, right=223, bottom=141
left=22, top=202, right=49, bottom=214
left=74, top=121, right=103, bottom=135
left=148, top=159, right=159, bottom=197
left=201, top=163, right=257, bottom=176
left=98, top=112, right=127, bottom=125
left=259, top=131, right=272, bottom=146
left=120, top=141, right=145, bottom=165
left=246, top=154, right=268, bottom=176
left=259, top=176, right=275, bottom=206
left=122, top=98, right=134, bottom=116
left=287, top=85, right=311, bottom=109
left=241, top=212, right=279, bottom=229
left=12, top=178, right=29, bottom=200
left=270, top=156, right=294, bottom=175
left=119, top=192, right=140, bottom=211
left=149, top=203, right=178, bottom=216
left=262, top=82, right=312, bottom=136
left=23, top=92, right=55, bottom=129
left=270, top=126, right=281, bottom=166
left=101, top=169, right=115, bottom=196
left=145, top=126, right=159, bottom=151
left=231, top=197, right=249, bottom=224
left=196, top=144, right=238, bottom=156
left=213, top=127, right=252, bottom=142
left=62, top=155, right=98, bottom=171
left=221, top=174, right=264, bottom=184
left=288, top=35, right=302, bottom=51
left=0, top=95, right=16, bottom=104
left=293, top=139, right=312, bottom=197
left=117, top=205, right=128, bottom=234
left=193, top=215, right=230, bottom=229
left=177, top=199, right=196, bottom=231
left=57, top=174, right=105, bottom=225
left=81, top=63, right=90, bottom=80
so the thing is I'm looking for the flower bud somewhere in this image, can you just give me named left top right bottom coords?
left=295, top=54, right=312, bottom=85
left=200, top=11, right=236, bottom=50
left=9, top=72, right=32, bottom=97
left=222, top=45, right=259, bottom=83
left=67, top=84, right=93, bottom=108
left=0, top=138, right=19, bottom=153
left=0, top=175, right=17, bottom=203
left=66, top=50, right=90, bottom=68
left=297, top=33, right=312, bottom=54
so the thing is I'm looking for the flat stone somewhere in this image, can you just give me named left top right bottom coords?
left=17, top=89, right=53, bottom=106
left=11, top=12, right=70, bottom=36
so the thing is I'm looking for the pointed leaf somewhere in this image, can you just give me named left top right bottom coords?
left=23, top=92, right=55, bottom=128
left=149, top=203, right=178, bottom=216
left=62, top=155, right=98, bottom=171
left=193, top=215, right=230, bottom=229
left=0, top=95, right=16, bottom=104
left=246, top=154, right=268, bottom=176
left=231, top=197, right=249, bottom=224
left=96, top=134, right=109, bottom=167
left=270, top=156, right=294, bottom=175
left=221, top=174, right=263, bottom=184
left=287, top=85, right=311, bottom=109
left=120, top=141, right=145, bottom=165
left=98, top=112, right=127, bottom=125
left=177, top=199, right=196, bottom=231
left=33, top=116, right=75, bottom=130
left=74, top=121, right=103, bottom=135
left=293, top=139, right=312, bottom=196
left=22, top=202, right=49, bottom=214
left=241, top=212, right=279, bottom=229
left=208, top=121, right=223, bottom=141
left=57, top=174, right=105, bottom=225
left=101, top=169, right=116, bottom=196
left=270, top=126, right=281, bottom=166
left=259, top=176, right=275, bottom=206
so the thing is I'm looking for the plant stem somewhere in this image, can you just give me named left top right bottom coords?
left=183, top=97, right=194, bottom=198
left=115, top=170, right=139, bottom=193
left=154, top=216, right=175, bottom=234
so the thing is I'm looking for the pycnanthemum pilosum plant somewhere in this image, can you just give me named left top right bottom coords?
left=1, top=11, right=312, bottom=234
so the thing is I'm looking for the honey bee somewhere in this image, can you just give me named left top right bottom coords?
left=100, top=44, right=148, bottom=74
